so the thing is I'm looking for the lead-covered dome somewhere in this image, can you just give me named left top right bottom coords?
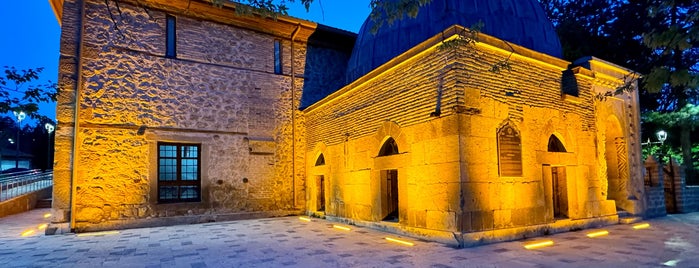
left=345, top=0, right=563, bottom=83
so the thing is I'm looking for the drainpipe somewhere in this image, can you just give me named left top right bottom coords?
left=69, top=0, right=88, bottom=232
left=290, top=24, right=301, bottom=208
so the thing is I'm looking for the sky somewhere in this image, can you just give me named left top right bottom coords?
left=0, top=0, right=372, bottom=123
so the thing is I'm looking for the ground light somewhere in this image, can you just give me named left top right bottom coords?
left=76, top=231, right=120, bottom=237
left=38, top=224, right=48, bottom=230
left=633, top=223, right=651, bottom=230
left=385, top=237, right=415, bottom=246
left=21, top=229, right=35, bottom=237
left=43, top=213, right=51, bottom=218
left=299, top=216, right=312, bottom=222
left=523, top=240, right=554, bottom=249
left=332, top=225, right=351, bottom=231
left=586, top=230, right=609, bottom=238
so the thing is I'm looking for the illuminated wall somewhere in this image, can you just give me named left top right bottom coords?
left=53, top=0, right=317, bottom=230
left=304, top=26, right=642, bottom=236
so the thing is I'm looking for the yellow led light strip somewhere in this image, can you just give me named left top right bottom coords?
left=586, top=230, right=609, bottom=238
left=76, top=231, right=120, bottom=237
left=21, top=230, right=35, bottom=237
left=385, top=237, right=415, bottom=246
left=523, top=240, right=554, bottom=250
left=299, top=216, right=312, bottom=222
left=632, top=223, right=651, bottom=230
left=332, top=225, right=351, bottom=231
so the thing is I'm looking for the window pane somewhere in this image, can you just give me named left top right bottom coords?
left=274, top=40, right=282, bottom=74
left=159, top=145, right=177, bottom=158
left=159, top=186, right=178, bottom=200
left=166, top=15, right=176, bottom=58
left=180, top=186, right=199, bottom=199
left=182, top=146, right=198, bottom=158
left=159, top=159, right=177, bottom=181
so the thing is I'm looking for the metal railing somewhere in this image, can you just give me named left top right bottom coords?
left=0, top=169, right=53, bottom=201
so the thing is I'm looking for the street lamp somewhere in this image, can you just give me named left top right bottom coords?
left=13, top=111, right=26, bottom=168
left=656, top=130, right=667, bottom=145
left=45, top=123, right=55, bottom=170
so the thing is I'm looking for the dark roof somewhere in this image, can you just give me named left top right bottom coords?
left=345, top=0, right=563, bottom=83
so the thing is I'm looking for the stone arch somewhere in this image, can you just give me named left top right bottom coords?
left=539, top=116, right=576, bottom=153
left=604, top=115, right=630, bottom=210
left=374, top=121, right=407, bottom=155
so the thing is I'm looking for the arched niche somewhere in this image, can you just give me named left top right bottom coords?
left=378, top=137, right=399, bottom=157
left=548, top=135, right=567, bottom=152
left=497, top=121, right=523, bottom=177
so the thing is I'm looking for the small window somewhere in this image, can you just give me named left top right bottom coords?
left=378, top=138, right=399, bottom=157
left=315, top=154, right=325, bottom=166
left=166, top=15, right=177, bottom=58
left=274, top=39, right=282, bottom=74
left=158, top=143, right=200, bottom=203
left=548, top=135, right=567, bottom=152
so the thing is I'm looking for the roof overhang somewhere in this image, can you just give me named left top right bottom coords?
left=49, top=0, right=63, bottom=25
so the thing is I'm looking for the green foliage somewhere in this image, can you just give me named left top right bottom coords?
left=0, top=67, right=58, bottom=120
left=368, top=0, right=432, bottom=33
left=643, top=103, right=699, bottom=129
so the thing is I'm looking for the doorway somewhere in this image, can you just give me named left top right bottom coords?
left=551, top=167, right=568, bottom=219
left=381, top=169, right=398, bottom=221
left=317, top=175, right=325, bottom=212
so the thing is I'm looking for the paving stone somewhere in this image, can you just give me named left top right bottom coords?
left=2, top=209, right=699, bottom=267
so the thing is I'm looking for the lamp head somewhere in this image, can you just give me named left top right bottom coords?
left=13, top=111, right=26, bottom=122
left=656, top=130, right=667, bottom=144
left=45, top=123, right=55, bottom=134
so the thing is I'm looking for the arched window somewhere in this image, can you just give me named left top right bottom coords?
left=497, top=123, right=522, bottom=177
left=378, top=138, right=399, bottom=156
left=315, top=154, right=325, bottom=166
left=548, top=135, right=567, bottom=152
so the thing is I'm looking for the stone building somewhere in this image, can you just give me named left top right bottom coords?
left=49, top=0, right=646, bottom=246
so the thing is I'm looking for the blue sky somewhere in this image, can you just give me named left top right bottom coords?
left=0, top=1, right=371, bottom=122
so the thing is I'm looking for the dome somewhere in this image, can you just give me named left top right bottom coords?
left=345, top=0, right=563, bottom=83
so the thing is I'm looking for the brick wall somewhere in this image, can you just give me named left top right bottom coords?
left=644, top=157, right=667, bottom=218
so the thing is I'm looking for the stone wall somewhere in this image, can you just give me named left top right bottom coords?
left=54, top=0, right=316, bottom=230
left=0, top=187, right=52, bottom=218
left=304, top=29, right=625, bottom=235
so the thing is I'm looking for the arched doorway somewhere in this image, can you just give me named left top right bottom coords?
left=605, top=116, right=629, bottom=211
left=378, top=138, right=399, bottom=221
left=545, top=135, right=569, bottom=219
left=315, top=154, right=326, bottom=212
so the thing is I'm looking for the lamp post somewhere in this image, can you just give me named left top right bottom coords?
left=13, top=111, right=26, bottom=168
left=45, top=123, right=55, bottom=170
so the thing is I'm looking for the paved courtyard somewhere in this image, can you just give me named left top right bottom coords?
left=1, top=209, right=698, bottom=267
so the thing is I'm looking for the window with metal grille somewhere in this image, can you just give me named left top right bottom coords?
left=158, top=143, right=200, bottom=203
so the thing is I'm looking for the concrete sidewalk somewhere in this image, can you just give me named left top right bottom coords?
left=1, top=209, right=698, bottom=267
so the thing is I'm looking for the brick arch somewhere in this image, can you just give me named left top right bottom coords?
left=374, top=121, right=407, bottom=155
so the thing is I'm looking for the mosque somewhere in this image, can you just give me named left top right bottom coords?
left=48, top=0, right=646, bottom=246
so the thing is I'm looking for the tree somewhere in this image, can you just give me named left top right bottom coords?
left=0, top=66, right=58, bottom=121
left=540, top=0, right=699, bottom=182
